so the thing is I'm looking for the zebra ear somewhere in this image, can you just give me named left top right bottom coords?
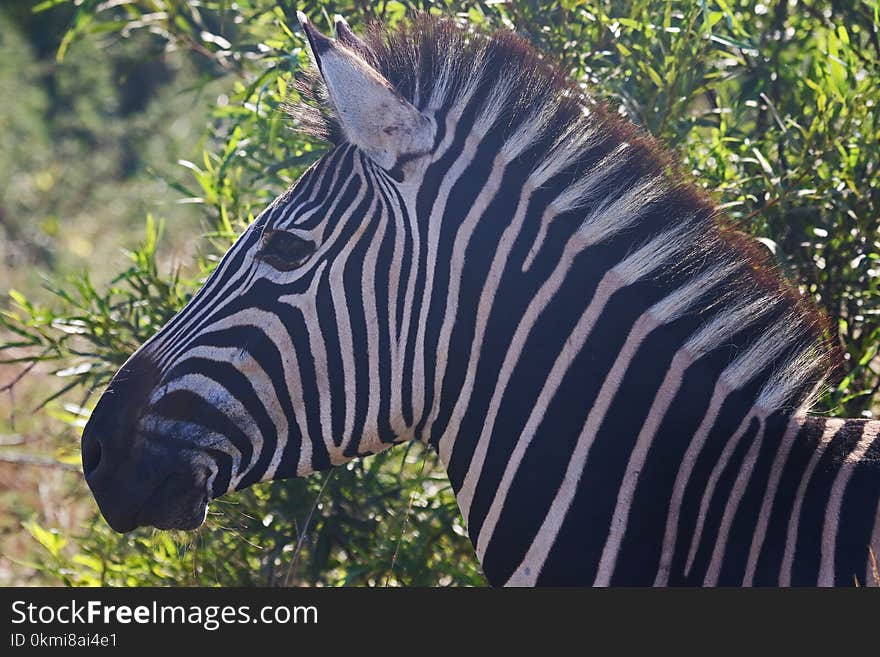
left=297, top=12, right=434, bottom=170
left=333, top=15, right=370, bottom=54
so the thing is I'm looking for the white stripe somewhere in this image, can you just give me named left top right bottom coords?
left=502, top=264, right=731, bottom=584
left=683, top=412, right=756, bottom=578
left=595, top=297, right=774, bottom=585
left=868, top=499, right=880, bottom=587
left=356, top=178, right=391, bottom=451
left=702, top=416, right=768, bottom=585
left=456, top=223, right=697, bottom=525
left=593, top=351, right=689, bottom=585
left=279, top=262, right=337, bottom=465
left=168, top=344, right=289, bottom=483
left=470, top=271, right=618, bottom=557
left=818, top=421, right=880, bottom=585
left=779, top=418, right=845, bottom=585
left=422, top=153, right=507, bottom=439
left=436, top=188, right=548, bottom=469
left=374, top=174, right=408, bottom=433
left=742, top=414, right=803, bottom=585
left=522, top=144, right=630, bottom=271
left=656, top=312, right=821, bottom=584
left=654, top=383, right=729, bottom=585
left=330, top=184, right=380, bottom=454
left=410, top=131, right=484, bottom=425
left=149, top=373, right=259, bottom=489
left=153, top=155, right=357, bottom=370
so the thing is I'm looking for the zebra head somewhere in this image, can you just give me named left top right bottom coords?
left=78, top=13, right=870, bottom=589
left=81, top=15, right=441, bottom=532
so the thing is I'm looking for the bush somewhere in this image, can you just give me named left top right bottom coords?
left=2, top=0, right=878, bottom=586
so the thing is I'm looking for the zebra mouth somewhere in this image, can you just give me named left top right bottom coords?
left=135, top=480, right=209, bottom=532
left=90, top=464, right=211, bottom=534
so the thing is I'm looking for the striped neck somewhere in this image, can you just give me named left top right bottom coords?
left=436, top=346, right=880, bottom=586
left=388, top=38, right=872, bottom=584
left=652, top=413, right=880, bottom=586
left=738, top=416, right=880, bottom=587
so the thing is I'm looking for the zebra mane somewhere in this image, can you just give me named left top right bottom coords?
left=287, top=15, right=841, bottom=414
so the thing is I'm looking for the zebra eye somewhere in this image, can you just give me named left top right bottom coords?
left=257, top=229, right=315, bottom=271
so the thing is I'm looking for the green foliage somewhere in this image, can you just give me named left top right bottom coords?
left=21, top=444, right=479, bottom=586
left=0, top=3, right=213, bottom=296
left=2, top=0, right=878, bottom=586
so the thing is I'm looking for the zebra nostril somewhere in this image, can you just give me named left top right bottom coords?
left=81, top=351, right=161, bottom=480
left=82, top=432, right=102, bottom=477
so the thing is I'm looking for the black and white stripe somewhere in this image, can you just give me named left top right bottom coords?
left=84, top=15, right=880, bottom=586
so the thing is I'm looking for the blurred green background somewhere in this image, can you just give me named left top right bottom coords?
left=0, top=0, right=877, bottom=586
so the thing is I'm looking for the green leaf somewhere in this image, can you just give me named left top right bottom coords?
left=750, top=148, right=774, bottom=178
left=23, top=520, right=67, bottom=559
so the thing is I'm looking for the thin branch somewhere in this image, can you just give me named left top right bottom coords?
left=1, top=360, right=40, bottom=431
left=385, top=449, right=430, bottom=586
left=870, top=546, right=879, bottom=587
left=0, top=451, right=79, bottom=471
left=283, top=470, right=333, bottom=586
left=0, top=360, right=38, bottom=394
left=741, top=167, right=813, bottom=225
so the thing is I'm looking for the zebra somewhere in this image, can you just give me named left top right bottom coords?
left=80, top=14, right=880, bottom=586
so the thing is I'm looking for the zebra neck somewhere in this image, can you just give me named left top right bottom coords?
left=407, top=127, right=879, bottom=583
left=726, top=415, right=880, bottom=587
left=398, top=61, right=848, bottom=584
left=652, top=412, right=880, bottom=586
left=439, top=373, right=880, bottom=585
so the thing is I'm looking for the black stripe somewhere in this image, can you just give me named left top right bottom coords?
left=166, top=356, right=278, bottom=489
left=791, top=419, right=866, bottom=584
left=271, top=303, right=329, bottom=472
left=415, top=122, right=509, bottom=439
left=683, top=416, right=761, bottom=585
left=317, top=173, right=370, bottom=446
left=366, top=169, right=401, bottom=445
left=835, top=425, right=880, bottom=585
left=718, top=410, right=790, bottom=585
left=177, top=324, right=303, bottom=483
left=152, top=389, right=255, bottom=475
left=609, top=342, right=747, bottom=585
left=537, top=313, right=715, bottom=586
left=667, top=380, right=764, bottom=585
left=402, top=86, right=490, bottom=428
left=752, top=417, right=825, bottom=584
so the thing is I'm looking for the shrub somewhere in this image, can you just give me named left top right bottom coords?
left=2, top=0, right=878, bottom=586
